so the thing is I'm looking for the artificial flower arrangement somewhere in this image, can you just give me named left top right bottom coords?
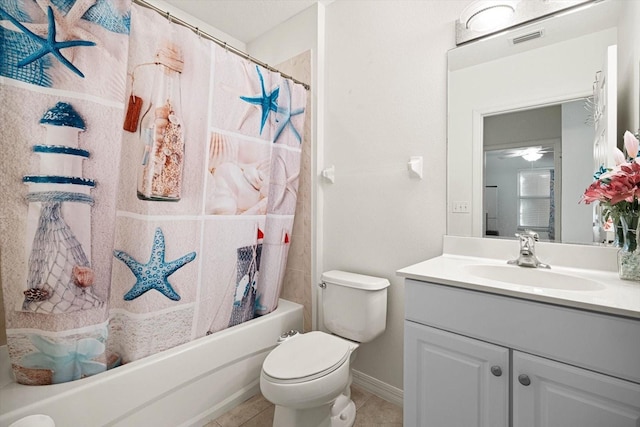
left=582, top=130, right=640, bottom=280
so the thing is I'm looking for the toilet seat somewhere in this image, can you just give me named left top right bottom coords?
left=262, top=331, right=350, bottom=384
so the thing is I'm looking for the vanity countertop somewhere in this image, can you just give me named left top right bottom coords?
left=398, top=236, right=640, bottom=319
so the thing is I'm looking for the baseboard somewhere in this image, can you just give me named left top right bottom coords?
left=351, top=369, right=403, bottom=408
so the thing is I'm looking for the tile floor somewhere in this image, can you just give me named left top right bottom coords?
left=204, top=385, right=403, bottom=427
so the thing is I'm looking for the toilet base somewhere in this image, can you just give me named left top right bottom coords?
left=331, top=394, right=356, bottom=427
left=270, top=394, right=356, bottom=427
left=273, top=402, right=333, bottom=427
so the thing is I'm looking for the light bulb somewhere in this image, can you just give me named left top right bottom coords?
left=522, top=151, right=543, bottom=162
left=462, top=1, right=517, bottom=32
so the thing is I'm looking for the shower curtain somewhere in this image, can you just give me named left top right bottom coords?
left=0, top=0, right=307, bottom=385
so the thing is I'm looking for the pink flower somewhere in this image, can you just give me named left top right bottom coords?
left=624, top=131, right=639, bottom=159
left=581, top=161, right=640, bottom=206
left=582, top=131, right=640, bottom=208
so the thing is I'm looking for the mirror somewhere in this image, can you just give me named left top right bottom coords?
left=447, top=0, right=639, bottom=244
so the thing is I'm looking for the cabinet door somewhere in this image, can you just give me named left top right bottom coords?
left=404, top=321, right=509, bottom=427
left=513, top=351, right=640, bottom=427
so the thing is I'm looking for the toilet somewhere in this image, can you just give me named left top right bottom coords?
left=260, top=270, right=390, bottom=427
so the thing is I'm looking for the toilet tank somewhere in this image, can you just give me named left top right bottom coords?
left=321, top=270, right=390, bottom=343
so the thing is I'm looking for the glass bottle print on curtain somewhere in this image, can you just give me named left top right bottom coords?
left=137, top=42, right=185, bottom=201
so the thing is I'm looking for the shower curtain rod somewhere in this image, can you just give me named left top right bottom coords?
left=132, top=0, right=310, bottom=90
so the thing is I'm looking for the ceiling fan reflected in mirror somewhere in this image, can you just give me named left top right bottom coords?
left=498, top=146, right=552, bottom=161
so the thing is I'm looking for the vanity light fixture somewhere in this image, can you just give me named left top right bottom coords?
left=460, top=0, right=519, bottom=32
left=455, top=0, right=593, bottom=45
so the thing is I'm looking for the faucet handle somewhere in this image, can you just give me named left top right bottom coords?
left=517, top=230, right=539, bottom=241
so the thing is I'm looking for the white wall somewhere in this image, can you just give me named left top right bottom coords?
left=322, top=0, right=467, bottom=391
left=247, top=5, right=318, bottom=73
left=617, top=0, right=640, bottom=134
left=484, top=106, right=561, bottom=147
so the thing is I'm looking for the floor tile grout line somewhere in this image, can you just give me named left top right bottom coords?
left=356, top=391, right=374, bottom=409
left=238, top=404, right=274, bottom=427
left=214, top=387, right=402, bottom=426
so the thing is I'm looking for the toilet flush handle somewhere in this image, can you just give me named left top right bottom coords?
left=318, top=282, right=326, bottom=289
left=281, top=330, right=299, bottom=339
left=277, top=330, right=300, bottom=344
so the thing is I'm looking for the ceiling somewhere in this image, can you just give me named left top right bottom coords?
left=163, top=0, right=318, bottom=44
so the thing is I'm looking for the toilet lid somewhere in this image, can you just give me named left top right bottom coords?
left=263, top=331, right=350, bottom=382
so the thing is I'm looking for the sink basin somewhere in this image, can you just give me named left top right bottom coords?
left=464, top=264, right=606, bottom=291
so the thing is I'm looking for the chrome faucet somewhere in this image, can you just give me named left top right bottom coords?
left=508, top=230, right=550, bottom=269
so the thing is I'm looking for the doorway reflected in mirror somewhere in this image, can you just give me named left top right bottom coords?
left=482, top=100, right=595, bottom=244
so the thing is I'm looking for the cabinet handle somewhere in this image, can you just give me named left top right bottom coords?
left=490, top=366, right=502, bottom=377
left=518, top=374, right=531, bottom=386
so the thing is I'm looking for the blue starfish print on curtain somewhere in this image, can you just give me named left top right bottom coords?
left=239, top=65, right=279, bottom=135
left=113, top=228, right=196, bottom=301
left=0, top=5, right=95, bottom=78
left=0, top=26, right=53, bottom=86
left=274, top=79, right=305, bottom=143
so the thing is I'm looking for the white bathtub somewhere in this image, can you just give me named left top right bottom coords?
left=0, top=299, right=303, bottom=427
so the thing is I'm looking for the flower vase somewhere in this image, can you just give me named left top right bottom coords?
left=617, top=214, right=640, bottom=281
left=613, top=218, right=625, bottom=248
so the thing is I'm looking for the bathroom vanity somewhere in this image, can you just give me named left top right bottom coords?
left=398, top=236, right=640, bottom=427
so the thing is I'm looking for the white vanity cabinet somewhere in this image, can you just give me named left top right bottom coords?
left=404, top=279, right=640, bottom=427
left=513, top=352, right=640, bottom=427
left=405, top=321, right=509, bottom=427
